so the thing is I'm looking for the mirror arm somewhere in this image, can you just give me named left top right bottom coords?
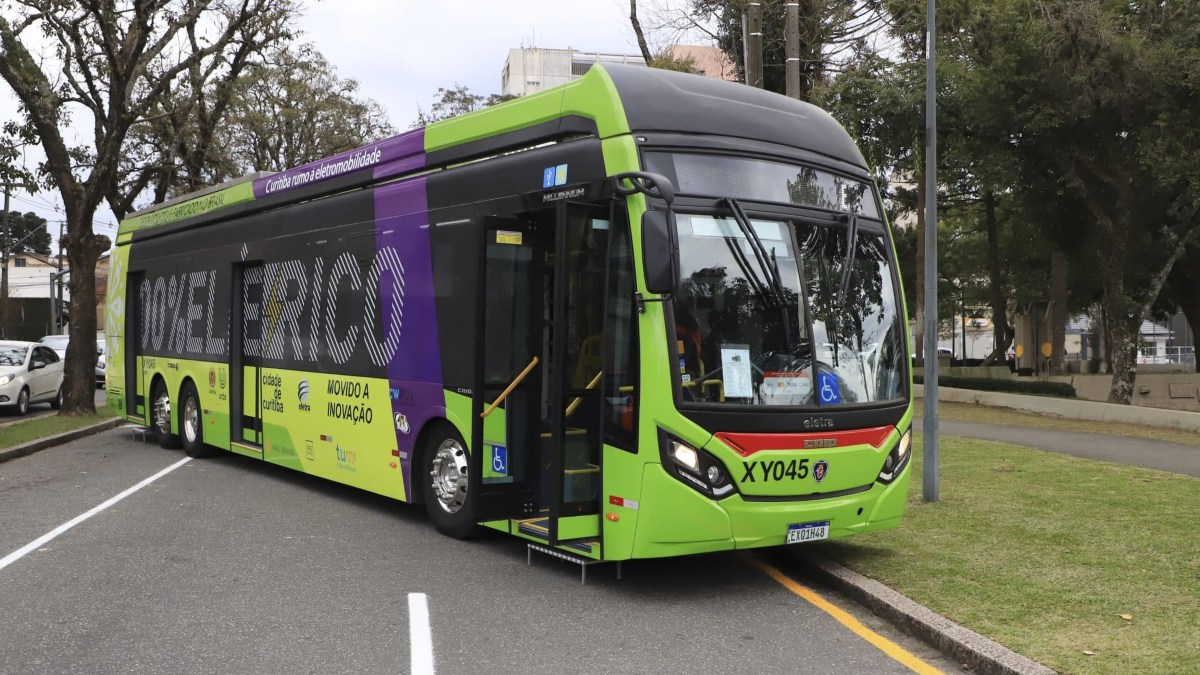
left=634, top=292, right=671, bottom=314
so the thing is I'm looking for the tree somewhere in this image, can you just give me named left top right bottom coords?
left=0, top=0, right=297, bottom=415
left=122, top=41, right=393, bottom=202
left=0, top=211, right=51, bottom=255
left=226, top=44, right=394, bottom=174
left=412, top=86, right=517, bottom=128
left=691, top=0, right=889, bottom=100
left=629, top=0, right=703, bottom=74
left=1000, top=1, right=1200, bottom=402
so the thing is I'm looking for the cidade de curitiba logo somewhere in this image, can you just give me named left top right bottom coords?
left=138, top=247, right=406, bottom=366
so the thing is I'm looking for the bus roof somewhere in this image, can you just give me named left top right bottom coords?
left=117, top=63, right=866, bottom=241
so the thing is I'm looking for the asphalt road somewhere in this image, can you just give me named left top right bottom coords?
left=0, top=431, right=957, bottom=675
left=915, top=417, right=1200, bottom=477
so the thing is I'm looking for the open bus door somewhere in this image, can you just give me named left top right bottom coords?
left=472, top=200, right=609, bottom=551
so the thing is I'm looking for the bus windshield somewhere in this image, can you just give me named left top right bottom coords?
left=671, top=211, right=906, bottom=408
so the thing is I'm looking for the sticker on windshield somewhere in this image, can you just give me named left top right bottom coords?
left=762, top=370, right=812, bottom=405
left=721, top=345, right=753, bottom=399
left=818, top=372, right=842, bottom=405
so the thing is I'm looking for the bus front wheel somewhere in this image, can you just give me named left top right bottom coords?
left=421, top=427, right=476, bottom=539
left=151, top=380, right=180, bottom=449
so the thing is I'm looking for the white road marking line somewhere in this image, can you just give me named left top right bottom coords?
left=408, top=592, right=436, bottom=675
left=0, top=457, right=193, bottom=573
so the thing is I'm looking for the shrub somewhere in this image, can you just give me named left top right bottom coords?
left=913, top=375, right=1076, bottom=398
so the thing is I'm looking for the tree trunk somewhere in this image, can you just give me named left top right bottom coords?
left=1168, top=250, right=1200, bottom=373
left=629, top=1, right=655, bottom=64
left=60, top=197, right=105, bottom=416
left=1107, top=311, right=1138, bottom=404
left=912, top=167, right=926, bottom=365
left=1049, top=249, right=1068, bottom=373
left=980, top=191, right=1012, bottom=365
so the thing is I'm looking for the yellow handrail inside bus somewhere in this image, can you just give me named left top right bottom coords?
left=481, top=356, right=540, bottom=418
left=565, top=370, right=604, bottom=418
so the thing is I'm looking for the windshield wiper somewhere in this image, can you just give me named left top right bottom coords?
left=720, top=197, right=794, bottom=347
left=836, top=213, right=860, bottom=309
left=720, top=198, right=787, bottom=306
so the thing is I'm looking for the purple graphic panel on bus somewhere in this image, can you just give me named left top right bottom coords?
left=253, top=129, right=426, bottom=199
left=374, top=174, right=443, bottom=499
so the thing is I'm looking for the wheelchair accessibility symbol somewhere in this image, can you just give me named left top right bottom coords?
left=492, top=445, right=508, bottom=476
left=818, top=373, right=842, bottom=405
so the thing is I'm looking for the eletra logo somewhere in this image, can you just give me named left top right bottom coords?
left=297, top=378, right=311, bottom=412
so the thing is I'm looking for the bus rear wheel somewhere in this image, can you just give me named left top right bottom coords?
left=151, top=380, right=180, bottom=449
left=421, top=427, right=476, bottom=539
left=179, top=381, right=215, bottom=458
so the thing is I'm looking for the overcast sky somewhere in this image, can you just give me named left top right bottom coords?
left=2, top=0, right=698, bottom=243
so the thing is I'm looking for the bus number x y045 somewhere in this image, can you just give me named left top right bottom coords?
left=139, top=247, right=408, bottom=366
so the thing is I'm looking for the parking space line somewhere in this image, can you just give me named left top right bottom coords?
left=747, top=554, right=943, bottom=675
left=408, top=593, right=435, bottom=675
left=0, top=457, right=192, bottom=573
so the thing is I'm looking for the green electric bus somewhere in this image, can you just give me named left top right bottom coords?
left=105, top=63, right=912, bottom=562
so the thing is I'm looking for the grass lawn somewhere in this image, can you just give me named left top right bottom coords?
left=814, top=435, right=1200, bottom=675
left=922, top=399, right=1200, bottom=447
left=0, top=406, right=118, bottom=450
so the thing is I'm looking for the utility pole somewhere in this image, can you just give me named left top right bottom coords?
left=743, top=2, right=763, bottom=88
left=922, top=0, right=940, bottom=502
left=785, top=2, right=800, bottom=98
left=1, top=187, right=9, bottom=338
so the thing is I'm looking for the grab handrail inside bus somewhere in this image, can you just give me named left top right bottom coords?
left=565, top=370, right=604, bottom=418
left=481, top=356, right=540, bottom=418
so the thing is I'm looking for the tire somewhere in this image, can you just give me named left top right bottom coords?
left=50, top=387, right=62, bottom=410
left=421, top=426, right=477, bottom=539
left=179, top=381, right=216, bottom=458
left=150, top=379, right=181, bottom=449
left=15, top=388, right=29, bottom=416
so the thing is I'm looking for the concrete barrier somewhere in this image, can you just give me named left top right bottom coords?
left=915, top=385, right=1200, bottom=433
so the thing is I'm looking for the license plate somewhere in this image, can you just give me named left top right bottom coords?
left=786, top=520, right=830, bottom=544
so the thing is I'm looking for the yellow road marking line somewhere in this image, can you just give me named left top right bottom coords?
left=747, top=554, right=943, bottom=675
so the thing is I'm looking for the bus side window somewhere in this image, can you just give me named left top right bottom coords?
left=603, top=208, right=638, bottom=452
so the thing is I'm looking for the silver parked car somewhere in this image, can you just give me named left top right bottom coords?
left=0, top=340, right=64, bottom=414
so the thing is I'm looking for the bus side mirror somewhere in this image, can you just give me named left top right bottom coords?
left=642, top=209, right=679, bottom=295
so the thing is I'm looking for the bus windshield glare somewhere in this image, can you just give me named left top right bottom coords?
left=671, top=210, right=906, bottom=408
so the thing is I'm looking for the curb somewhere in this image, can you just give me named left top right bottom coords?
left=0, top=417, right=125, bottom=464
left=799, top=553, right=1056, bottom=675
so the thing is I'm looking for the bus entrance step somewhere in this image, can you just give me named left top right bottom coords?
left=125, top=424, right=151, bottom=443
left=526, top=543, right=621, bottom=584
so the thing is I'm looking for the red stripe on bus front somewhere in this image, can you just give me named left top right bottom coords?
left=715, top=426, right=895, bottom=457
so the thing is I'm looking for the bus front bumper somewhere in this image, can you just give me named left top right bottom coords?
left=628, top=461, right=911, bottom=559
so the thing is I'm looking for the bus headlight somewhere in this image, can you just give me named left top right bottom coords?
left=671, top=441, right=700, bottom=471
left=877, top=429, right=912, bottom=484
left=660, top=431, right=736, bottom=499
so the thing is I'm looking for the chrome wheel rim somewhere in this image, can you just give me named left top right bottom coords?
left=153, top=389, right=171, bottom=435
left=429, top=439, right=468, bottom=514
left=183, top=395, right=200, bottom=444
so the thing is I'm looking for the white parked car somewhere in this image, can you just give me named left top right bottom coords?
left=0, top=340, right=64, bottom=415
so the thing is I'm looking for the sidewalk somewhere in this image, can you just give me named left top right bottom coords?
left=914, top=417, right=1200, bottom=477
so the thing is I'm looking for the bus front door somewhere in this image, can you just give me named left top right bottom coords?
left=471, top=203, right=609, bottom=550
left=472, top=217, right=544, bottom=522
left=230, top=262, right=264, bottom=452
